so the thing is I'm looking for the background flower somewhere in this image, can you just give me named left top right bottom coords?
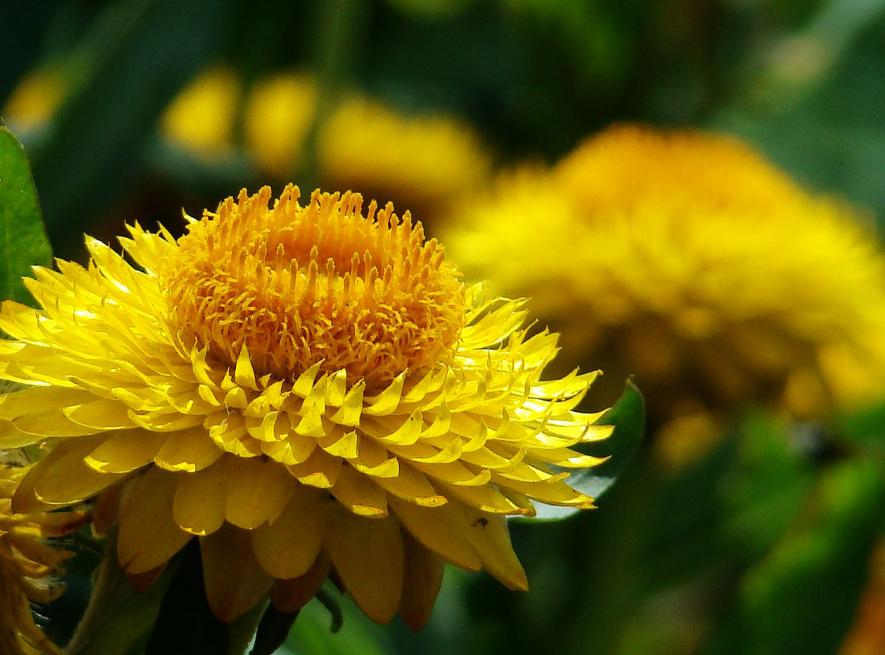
left=0, top=456, right=85, bottom=655
left=160, top=66, right=241, bottom=160
left=445, top=124, right=885, bottom=464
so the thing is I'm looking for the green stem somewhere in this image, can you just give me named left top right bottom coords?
left=316, top=583, right=344, bottom=633
left=298, top=0, right=367, bottom=188
left=228, top=598, right=270, bottom=655
left=64, top=531, right=134, bottom=655
left=64, top=529, right=180, bottom=655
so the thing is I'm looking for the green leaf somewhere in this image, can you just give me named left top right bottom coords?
left=0, top=126, right=52, bottom=304
left=731, top=458, right=885, bottom=655
left=835, top=400, right=885, bottom=450
left=284, top=595, right=392, bottom=655
left=525, top=380, right=645, bottom=521
left=30, top=0, right=234, bottom=256
left=250, top=605, right=299, bottom=655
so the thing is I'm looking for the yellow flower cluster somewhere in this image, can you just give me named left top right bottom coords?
left=314, top=95, right=492, bottom=220
left=4, top=66, right=491, bottom=223
left=445, top=125, right=885, bottom=463
left=1, top=459, right=86, bottom=655
left=0, top=186, right=611, bottom=627
left=242, top=72, right=492, bottom=219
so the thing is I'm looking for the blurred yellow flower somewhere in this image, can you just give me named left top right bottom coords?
left=159, top=66, right=241, bottom=158
left=243, top=73, right=318, bottom=177
left=1, top=459, right=86, bottom=655
left=445, top=125, right=885, bottom=463
left=2, top=69, right=65, bottom=137
left=0, top=186, right=612, bottom=628
left=317, top=96, right=492, bottom=220
left=243, top=72, right=491, bottom=218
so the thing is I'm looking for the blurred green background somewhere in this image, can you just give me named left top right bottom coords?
left=2, top=1, right=884, bottom=654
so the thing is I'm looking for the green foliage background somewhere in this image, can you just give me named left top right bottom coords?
left=2, top=1, right=884, bottom=654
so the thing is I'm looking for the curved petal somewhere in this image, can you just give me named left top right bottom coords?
left=324, top=503, right=404, bottom=624
left=201, top=524, right=273, bottom=622
left=117, top=466, right=191, bottom=574
left=251, top=487, right=327, bottom=579
left=399, top=530, right=445, bottom=631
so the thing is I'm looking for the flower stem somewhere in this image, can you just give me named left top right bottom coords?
left=64, top=530, right=180, bottom=655
left=299, top=0, right=367, bottom=188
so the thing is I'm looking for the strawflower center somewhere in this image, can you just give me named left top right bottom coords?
left=158, top=185, right=467, bottom=388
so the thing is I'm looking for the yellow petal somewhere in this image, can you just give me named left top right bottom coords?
left=435, top=480, right=520, bottom=514
left=93, top=483, right=123, bottom=533
left=14, top=408, right=104, bottom=437
left=269, top=551, right=331, bottom=613
left=286, top=448, right=342, bottom=488
left=415, top=460, right=491, bottom=486
left=172, top=457, right=228, bottom=536
left=399, top=531, right=445, bottom=631
left=324, top=369, right=347, bottom=406
left=234, top=345, right=259, bottom=391
left=129, top=410, right=203, bottom=432
left=245, top=411, right=281, bottom=442
left=361, top=371, right=406, bottom=416
left=0, top=419, right=44, bottom=448
left=36, top=509, right=90, bottom=537
left=351, top=437, right=399, bottom=479
left=201, top=524, right=273, bottom=622
left=251, top=487, right=327, bottom=579
left=455, top=501, right=528, bottom=591
left=491, top=475, right=596, bottom=508
left=63, top=398, right=137, bottom=430
left=128, top=563, right=168, bottom=594
left=389, top=496, right=481, bottom=571
left=117, top=466, right=191, bottom=574
left=260, top=435, right=316, bottom=465
left=85, top=428, right=169, bottom=473
left=32, top=436, right=128, bottom=505
left=372, top=463, right=446, bottom=508
left=0, top=386, right=94, bottom=420
left=329, top=380, right=364, bottom=427
left=12, top=442, right=80, bottom=513
left=225, top=458, right=296, bottom=529
left=153, top=425, right=222, bottom=472
left=324, top=503, right=404, bottom=624
left=330, top=465, right=388, bottom=518
left=317, top=428, right=359, bottom=459
left=363, top=411, right=422, bottom=446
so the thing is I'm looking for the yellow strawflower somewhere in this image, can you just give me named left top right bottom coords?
left=1, top=459, right=86, bottom=655
left=159, top=66, right=241, bottom=158
left=445, top=125, right=885, bottom=463
left=0, top=186, right=612, bottom=628
left=317, top=96, right=492, bottom=220
left=243, top=73, right=318, bottom=177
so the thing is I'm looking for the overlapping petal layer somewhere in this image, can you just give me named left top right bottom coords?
left=0, top=187, right=611, bottom=626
